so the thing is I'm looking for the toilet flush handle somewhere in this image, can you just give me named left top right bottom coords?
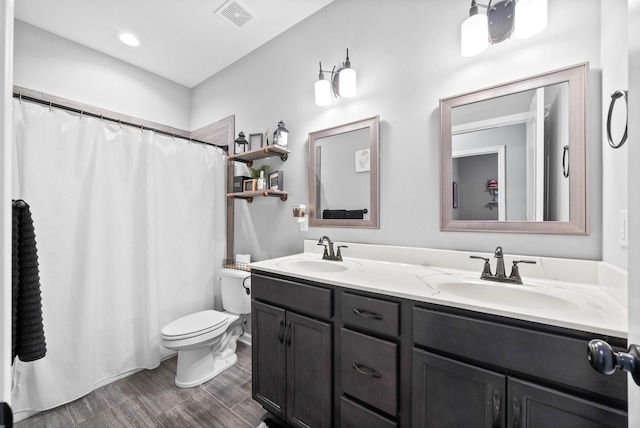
left=242, top=277, right=251, bottom=295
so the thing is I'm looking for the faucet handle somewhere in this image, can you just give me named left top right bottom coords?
left=470, top=255, right=492, bottom=278
left=509, top=260, right=537, bottom=284
left=336, top=245, right=348, bottom=261
left=317, top=242, right=329, bottom=258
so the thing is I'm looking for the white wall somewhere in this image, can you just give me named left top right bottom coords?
left=13, top=20, right=191, bottom=130
left=601, top=0, right=628, bottom=270
left=13, top=1, right=626, bottom=265
left=192, top=0, right=607, bottom=261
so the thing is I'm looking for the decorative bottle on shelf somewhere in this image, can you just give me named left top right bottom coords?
left=257, top=170, right=266, bottom=190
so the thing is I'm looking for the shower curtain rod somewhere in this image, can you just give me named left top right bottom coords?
left=12, top=91, right=229, bottom=151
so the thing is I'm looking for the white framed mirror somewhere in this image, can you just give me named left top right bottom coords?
left=441, top=63, right=588, bottom=234
left=308, top=116, right=380, bottom=228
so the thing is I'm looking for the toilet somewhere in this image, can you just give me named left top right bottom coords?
left=161, top=268, right=251, bottom=388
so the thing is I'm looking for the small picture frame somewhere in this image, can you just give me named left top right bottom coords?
left=355, top=148, right=370, bottom=172
left=243, top=179, right=257, bottom=192
left=249, top=133, right=263, bottom=150
left=269, top=171, right=283, bottom=191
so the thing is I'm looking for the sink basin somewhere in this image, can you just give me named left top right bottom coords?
left=276, top=259, right=353, bottom=273
left=434, top=280, right=603, bottom=311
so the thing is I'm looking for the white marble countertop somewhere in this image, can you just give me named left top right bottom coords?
left=250, top=243, right=627, bottom=339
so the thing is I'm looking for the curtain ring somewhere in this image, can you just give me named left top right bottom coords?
left=562, top=145, right=569, bottom=178
left=607, top=90, right=628, bottom=149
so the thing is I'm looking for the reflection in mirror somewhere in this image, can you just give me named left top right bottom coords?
left=441, top=63, right=588, bottom=234
left=309, top=116, right=379, bottom=228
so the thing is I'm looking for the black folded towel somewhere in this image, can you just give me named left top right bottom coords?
left=322, top=209, right=365, bottom=220
left=12, top=200, right=46, bottom=363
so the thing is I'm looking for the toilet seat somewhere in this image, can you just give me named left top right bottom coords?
left=161, top=310, right=229, bottom=341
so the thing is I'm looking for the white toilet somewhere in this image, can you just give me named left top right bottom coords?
left=160, top=268, right=251, bottom=388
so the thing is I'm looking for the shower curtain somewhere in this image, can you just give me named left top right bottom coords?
left=10, top=99, right=227, bottom=416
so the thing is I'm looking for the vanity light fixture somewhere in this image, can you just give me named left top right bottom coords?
left=314, top=49, right=357, bottom=106
left=461, top=0, right=547, bottom=57
left=118, top=32, right=140, bottom=47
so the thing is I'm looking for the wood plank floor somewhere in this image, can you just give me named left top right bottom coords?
left=15, top=341, right=268, bottom=428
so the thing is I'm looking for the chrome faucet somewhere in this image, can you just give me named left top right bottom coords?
left=470, top=246, right=536, bottom=285
left=493, top=246, right=506, bottom=277
left=317, top=236, right=347, bottom=261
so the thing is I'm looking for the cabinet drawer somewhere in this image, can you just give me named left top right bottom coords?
left=341, top=328, right=398, bottom=416
left=251, top=273, right=332, bottom=318
left=341, top=396, right=397, bottom=428
left=341, top=292, right=399, bottom=336
left=413, top=306, right=627, bottom=405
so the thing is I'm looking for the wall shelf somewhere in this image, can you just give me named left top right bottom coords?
left=227, top=190, right=289, bottom=203
left=229, top=145, right=290, bottom=166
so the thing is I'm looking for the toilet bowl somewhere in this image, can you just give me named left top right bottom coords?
left=160, top=268, right=251, bottom=388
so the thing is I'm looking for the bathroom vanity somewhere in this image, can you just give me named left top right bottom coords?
left=250, top=242, right=628, bottom=427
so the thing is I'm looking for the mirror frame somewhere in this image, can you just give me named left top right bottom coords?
left=440, top=62, right=589, bottom=234
left=308, top=116, right=380, bottom=228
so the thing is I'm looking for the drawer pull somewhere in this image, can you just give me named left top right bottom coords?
left=352, top=362, right=381, bottom=378
left=353, top=308, right=383, bottom=320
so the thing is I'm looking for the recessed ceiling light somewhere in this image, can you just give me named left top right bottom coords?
left=118, top=33, right=140, bottom=47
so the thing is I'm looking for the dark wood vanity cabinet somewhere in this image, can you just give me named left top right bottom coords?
left=251, top=270, right=628, bottom=428
left=412, top=305, right=627, bottom=428
left=340, top=292, right=401, bottom=426
left=251, top=274, right=333, bottom=428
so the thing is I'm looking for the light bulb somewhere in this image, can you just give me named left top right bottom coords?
left=338, top=67, right=357, bottom=97
left=315, top=79, right=331, bottom=106
left=461, top=13, right=488, bottom=57
left=514, top=0, right=548, bottom=39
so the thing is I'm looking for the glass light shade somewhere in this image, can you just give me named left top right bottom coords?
left=315, top=79, right=331, bottom=106
left=513, top=0, right=547, bottom=39
left=338, top=68, right=357, bottom=98
left=461, top=13, right=489, bottom=57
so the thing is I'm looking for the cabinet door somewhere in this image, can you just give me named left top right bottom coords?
left=252, top=301, right=287, bottom=420
left=286, top=311, right=332, bottom=428
left=507, top=378, right=627, bottom=428
left=412, top=349, right=506, bottom=428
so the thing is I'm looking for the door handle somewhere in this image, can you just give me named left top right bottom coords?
left=492, top=388, right=501, bottom=428
left=285, top=321, right=292, bottom=346
left=277, top=319, right=284, bottom=343
left=587, top=339, right=640, bottom=386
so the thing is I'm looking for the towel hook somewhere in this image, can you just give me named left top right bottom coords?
left=562, top=145, right=569, bottom=178
left=607, top=90, right=628, bottom=149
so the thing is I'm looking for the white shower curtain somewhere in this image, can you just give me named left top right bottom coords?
left=10, top=99, right=227, bottom=416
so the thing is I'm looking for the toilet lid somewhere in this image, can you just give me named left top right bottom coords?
left=161, top=310, right=229, bottom=339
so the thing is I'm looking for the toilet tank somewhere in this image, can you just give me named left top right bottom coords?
left=219, top=268, right=251, bottom=314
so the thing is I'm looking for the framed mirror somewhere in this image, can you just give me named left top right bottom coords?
left=309, top=116, right=379, bottom=228
left=440, top=63, right=588, bottom=234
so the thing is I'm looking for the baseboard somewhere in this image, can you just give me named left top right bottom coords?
left=239, top=332, right=252, bottom=346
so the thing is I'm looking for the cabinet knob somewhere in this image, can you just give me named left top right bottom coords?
left=587, top=339, right=640, bottom=386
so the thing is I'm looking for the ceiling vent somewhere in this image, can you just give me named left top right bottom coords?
left=215, top=0, right=256, bottom=28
